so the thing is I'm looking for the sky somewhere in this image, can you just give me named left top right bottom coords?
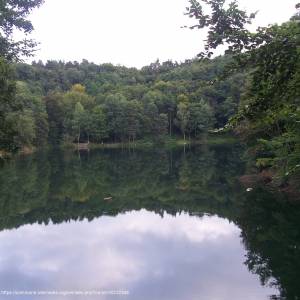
left=24, top=0, right=298, bottom=68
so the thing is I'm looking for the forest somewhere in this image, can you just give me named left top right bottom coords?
left=0, top=0, right=299, bottom=186
left=10, top=56, right=243, bottom=146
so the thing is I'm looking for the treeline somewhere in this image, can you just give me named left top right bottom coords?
left=0, top=56, right=244, bottom=150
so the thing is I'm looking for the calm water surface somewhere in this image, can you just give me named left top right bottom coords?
left=0, top=145, right=299, bottom=300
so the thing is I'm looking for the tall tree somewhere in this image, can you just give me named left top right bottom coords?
left=176, top=95, right=190, bottom=141
left=188, top=100, right=215, bottom=138
left=125, top=100, right=142, bottom=143
left=72, top=102, right=85, bottom=146
left=89, top=105, right=107, bottom=143
left=45, top=92, right=65, bottom=145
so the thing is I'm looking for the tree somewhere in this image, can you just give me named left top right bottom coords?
left=6, top=110, right=36, bottom=148
left=0, top=58, right=17, bottom=150
left=0, top=0, right=44, bottom=60
left=71, top=83, right=86, bottom=94
left=61, top=85, right=95, bottom=143
left=185, top=0, right=300, bottom=179
left=45, top=92, right=65, bottom=145
left=72, top=102, right=85, bottom=146
left=103, top=94, right=127, bottom=142
left=89, top=105, right=107, bottom=143
left=63, top=84, right=94, bottom=111
left=142, top=101, right=159, bottom=136
left=188, top=100, right=215, bottom=137
left=176, top=95, right=190, bottom=141
left=155, top=113, right=168, bottom=138
left=15, top=81, right=49, bottom=146
left=0, top=0, right=44, bottom=152
left=125, top=100, right=142, bottom=143
left=185, top=0, right=256, bottom=58
left=34, top=111, right=49, bottom=146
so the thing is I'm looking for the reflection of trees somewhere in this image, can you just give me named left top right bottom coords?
left=236, top=188, right=300, bottom=300
left=0, top=152, right=50, bottom=217
left=0, top=145, right=244, bottom=229
left=1, top=146, right=300, bottom=299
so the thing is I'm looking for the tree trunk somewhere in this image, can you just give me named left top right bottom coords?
left=77, top=126, right=80, bottom=147
left=169, top=112, right=172, bottom=137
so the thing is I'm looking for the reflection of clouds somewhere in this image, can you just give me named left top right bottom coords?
left=123, top=211, right=238, bottom=242
left=0, top=211, right=276, bottom=300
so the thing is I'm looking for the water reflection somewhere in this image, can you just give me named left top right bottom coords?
left=0, top=146, right=244, bottom=230
left=0, top=212, right=274, bottom=300
left=0, top=145, right=299, bottom=299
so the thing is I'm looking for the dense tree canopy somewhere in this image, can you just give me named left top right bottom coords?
left=0, top=56, right=243, bottom=148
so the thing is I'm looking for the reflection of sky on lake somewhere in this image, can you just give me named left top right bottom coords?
left=0, top=210, right=276, bottom=300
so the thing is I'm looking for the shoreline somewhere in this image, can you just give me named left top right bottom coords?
left=66, top=134, right=239, bottom=150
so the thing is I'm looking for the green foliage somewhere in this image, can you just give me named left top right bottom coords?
left=9, top=109, right=36, bottom=147
left=15, top=81, right=49, bottom=146
left=186, top=0, right=300, bottom=182
left=0, top=57, right=16, bottom=150
left=177, top=100, right=190, bottom=140
left=5, top=56, right=243, bottom=148
left=45, top=92, right=65, bottom=145
left=0, top=0, right=44, bottom=60
left=0, top=0, right=44, bottom=151
left=0, top=0, right=246, bottom=152
left=189, top=100, right=215, bottom=136
left=89, top=105, right=107, bottom=142
left=185, top=0, right=256, bottom=58
left=235, top=19, right=300, bottom=180
left=72, top=102, right=85, bottom=144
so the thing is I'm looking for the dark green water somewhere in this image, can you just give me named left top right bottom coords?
left=0, top=145, right=299, bottom=300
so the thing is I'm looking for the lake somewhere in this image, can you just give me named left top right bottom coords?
left=0, top=145, right=299, bottom=300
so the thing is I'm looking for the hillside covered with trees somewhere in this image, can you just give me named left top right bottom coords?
left=0, top=0, right=299, bottom=188
left=8, top=56, right=244, bottom=147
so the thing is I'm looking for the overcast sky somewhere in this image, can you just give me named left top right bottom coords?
left=26, top=0, right=298, bottom=68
